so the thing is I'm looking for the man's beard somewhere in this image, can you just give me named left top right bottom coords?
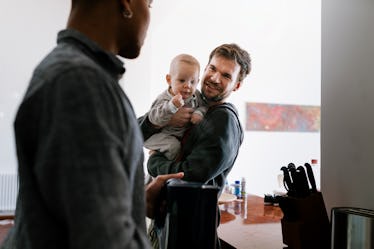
left=201, top=91, right=224, bottom=103
left=201, top=82, right=229, bottom=103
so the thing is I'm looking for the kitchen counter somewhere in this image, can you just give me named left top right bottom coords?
left=218, top=194, right=284, bottom=249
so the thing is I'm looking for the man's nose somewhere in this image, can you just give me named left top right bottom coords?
left=210, top=72, right=221, bottom=83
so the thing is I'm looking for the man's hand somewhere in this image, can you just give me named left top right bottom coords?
left=145, top=172, right=184, bottom=218
left=191, top=113, right=203, bottom=124
left=168, top=107, right=194, bottom=127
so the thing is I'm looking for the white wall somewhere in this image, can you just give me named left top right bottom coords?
left=0, top=0, right=321, bottom=197
left=322, top=0, right=374, bottom=212
left=0, top=1, right=70, bottom=174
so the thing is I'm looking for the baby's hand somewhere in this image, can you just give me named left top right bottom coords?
left=172, top=93, right=184, bottom=108
left=191, top=113, right=203, bottom=124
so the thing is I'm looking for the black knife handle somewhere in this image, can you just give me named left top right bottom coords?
left=281, top=166, right=295, bottom=196
left=288, top=165, right=297, bottom=186
left=289, top=166, right=304, bottom=197
left=288, top=163, right=296, bottom=170
left=297, top=166, right=311, bottom=197
left=288, top=166, right=300, bottom=196
left=304, top=163, right=317, bottom=192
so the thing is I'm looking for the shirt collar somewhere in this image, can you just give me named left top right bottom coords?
left=57, top=29, right=126, bottom=78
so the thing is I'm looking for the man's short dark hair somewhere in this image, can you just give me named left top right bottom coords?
left=208, top=43, right=251, bottom=82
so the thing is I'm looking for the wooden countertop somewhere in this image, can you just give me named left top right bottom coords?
left=218, top=194, right=284, bottom=249
left=0, top=212, right=14, bottom=246
left=220, top=194, right=283, bottom=224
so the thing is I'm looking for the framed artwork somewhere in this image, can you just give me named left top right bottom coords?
left=246, top=102, right=320, bottom=132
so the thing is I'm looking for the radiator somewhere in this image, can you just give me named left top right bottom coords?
left=0, top=174, right=18, bottom=212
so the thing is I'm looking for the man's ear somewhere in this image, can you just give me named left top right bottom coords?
left=233, top=81, right=242, bottom=91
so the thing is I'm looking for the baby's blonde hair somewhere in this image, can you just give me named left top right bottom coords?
left=169, top=54, right=200, bottom=75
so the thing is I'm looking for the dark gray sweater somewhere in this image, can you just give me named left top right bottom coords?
left=2, top=29, right=150, bottom=249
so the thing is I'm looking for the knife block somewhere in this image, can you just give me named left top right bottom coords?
left=279, top=192, right=330, bottom=249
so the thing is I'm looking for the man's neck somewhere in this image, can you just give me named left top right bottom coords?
left=67, top=9, right=118, bottom=55
left=201, top=92, right=226, bottom=107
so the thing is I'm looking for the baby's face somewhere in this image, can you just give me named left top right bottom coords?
left=168, top=62, right=200, bottom=99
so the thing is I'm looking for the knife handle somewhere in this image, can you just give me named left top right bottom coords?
left=287, top=163, right=296, bottom=170
left=304, top=163, right=317, bottom=192
left=297, top=166, right=311, bottom=197
left=288, top=166, right=301, bottom=196
left=288, top=166, right=297, bottom=185
left=281, top=166, right=295, bottom=196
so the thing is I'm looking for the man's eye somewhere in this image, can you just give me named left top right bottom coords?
left=209, top=66, right=216, bottom=72
left=222, top=73, right=231, bottom=80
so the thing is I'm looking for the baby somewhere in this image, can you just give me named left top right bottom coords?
left=144, top=54, right=207, bottom=160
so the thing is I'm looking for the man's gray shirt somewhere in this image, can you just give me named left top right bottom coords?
left=1, top=29, right=150, bottom=249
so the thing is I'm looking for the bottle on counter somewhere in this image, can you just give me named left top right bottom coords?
left=241, top=177, right=246, bottom=199
left=224, top=180, right=231, bottom=194
left=233, top=180, right=241, bottom=198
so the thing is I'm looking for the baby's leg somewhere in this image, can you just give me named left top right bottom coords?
left=144, top=133, right=181, bottom=160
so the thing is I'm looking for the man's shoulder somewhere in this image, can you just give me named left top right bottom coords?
left=24, top=45, right=105, bottom=102
left=37, top=43, right=98, bottom=76
left=210, top=103, right=238, bottom=116
left=201, top=104, right=240, bottom=128
left=205, top=103, right=243, bottom=138
left=34, top=44, right=103, bottom=84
